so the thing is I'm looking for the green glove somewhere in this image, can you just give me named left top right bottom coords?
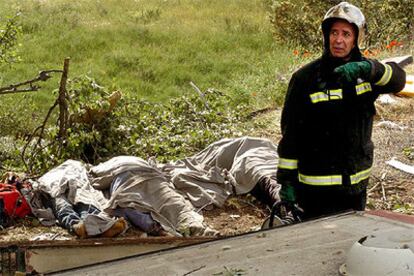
left=334, top=61, right=371, bottom=83
left=279, top=184, right=296, bottom=203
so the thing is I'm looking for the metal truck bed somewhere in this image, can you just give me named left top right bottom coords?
left=52, top=211, right=414, bottom=275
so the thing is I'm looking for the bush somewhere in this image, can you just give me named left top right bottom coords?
left=0, top=12, right=21, bottom=66
left=15, top=76, right=248, bottom=174
left=269, top=0, right=413, bottom=51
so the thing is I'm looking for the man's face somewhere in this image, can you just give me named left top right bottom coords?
left=329, top=20, right=356, bottom=59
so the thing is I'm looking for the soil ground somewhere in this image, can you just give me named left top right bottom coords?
left=1, top=65, right=413, bottom=242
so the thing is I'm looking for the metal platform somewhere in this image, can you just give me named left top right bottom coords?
left=51, top=211, right=414, bottom=275
left=0, top=236, right=212, bottom=275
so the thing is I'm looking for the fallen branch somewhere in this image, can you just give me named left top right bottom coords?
left=196, top=201, right=214, bottom=214
left=368, top=182, right=380, bottom=193
left=0, top=69, right=63, bottom=95
left=369, top=171, right=387, bottom=194
left=238, top=198, right=267, bottom=216
left=247, top=106, right=275, bottom=119
left=381, top=181, right=387, bottom=202
left=21, top=99, right=58, bottom=172
left=19, top=59, right=70, bottom=173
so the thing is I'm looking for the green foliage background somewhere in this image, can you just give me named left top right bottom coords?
left=269, top=0, right=414, bottom=51
left=0, top=0, right=292, bottom=104
left=0, top=13, right=21, bottom=66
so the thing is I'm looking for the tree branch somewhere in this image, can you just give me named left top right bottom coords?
left=0, top=69, right=63, bottom=95
left=21, top=99, right=58, bottom=172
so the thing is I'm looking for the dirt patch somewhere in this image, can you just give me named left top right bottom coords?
left=203, top=195, right=269, bottom=236
left=0, top=219, right=73, bottom=243
left=368, top=96, right=414, bottom=212
left=0, top=196, right=270, bottom=243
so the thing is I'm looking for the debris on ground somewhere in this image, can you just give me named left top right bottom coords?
left=387, top=158, right=414, bottom=175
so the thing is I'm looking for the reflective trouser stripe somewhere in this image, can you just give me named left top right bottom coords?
left=375, top=64, right=392, bottom=86
left=298, top=167, right=372, bottom=186
left=278, top=158, right=298, bottom=169
left=356, top=82, right=372, bottom=95
left=299, top=174, right=342, bottom=185
left=350, top=167, right=371, bottom=184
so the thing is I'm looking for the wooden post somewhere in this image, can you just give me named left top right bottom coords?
left=56, top=58, right=70, bottom=161
left=58, top=58, right=70, bottom=141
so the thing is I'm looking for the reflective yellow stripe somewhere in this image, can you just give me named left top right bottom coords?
left=278, top=158, right=298, bottom=170
left=298, top=167, right=372, bottom=186
left=375, top=64, right=392, bottom=86
left=329, top=89, right=342, bottom=99
left=299, top=174, right=342, bottom=185
left=350, top=167, right=371, bottom=184
left=310, top=92, right=329, bottom=103
left=355, top=82, right=372, bottom=95
left=310, top=89, right=343, bottom=104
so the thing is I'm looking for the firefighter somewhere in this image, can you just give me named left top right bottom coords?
left=276, top=2, right=406, bottom=219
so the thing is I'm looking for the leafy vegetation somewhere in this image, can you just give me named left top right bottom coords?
left=0, top=12, right=21, bottom=68
left=403, top=146, right=414, bottom=160
left=9, top=76, right=249, bottom=174
left=269, top=0, right=413, bottom=51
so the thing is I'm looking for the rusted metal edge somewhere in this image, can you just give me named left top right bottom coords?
left=3, top=211, right=411, bottom=250
left=366, top=209, right=414, bottom=224
left=0, top=236, right=214, bottom=249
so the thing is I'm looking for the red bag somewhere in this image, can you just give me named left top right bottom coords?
left=0, top=183, right=31, bottom=218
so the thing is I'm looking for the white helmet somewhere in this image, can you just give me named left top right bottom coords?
left=322, top=2, right=367, bottom=49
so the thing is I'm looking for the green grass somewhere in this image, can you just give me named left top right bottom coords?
left=0, top=0, right=294, bottom=109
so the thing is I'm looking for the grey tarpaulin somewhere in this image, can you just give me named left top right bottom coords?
left=91, top=137, right=278, bottom=236
left=90, top=156, right=211, bottom=236
left=159, top=136, right=279, bottom=208
left=33, top=137, right=279, bottom=236
left=35, top=160, right=118, bottom=235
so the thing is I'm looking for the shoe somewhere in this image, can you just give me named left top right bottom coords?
left=72, top=222, right=88, bottom=239
left=101, top=217, right=128, bottom=238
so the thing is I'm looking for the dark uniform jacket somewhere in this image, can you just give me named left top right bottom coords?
left=276, top=50, right=406, bottom=193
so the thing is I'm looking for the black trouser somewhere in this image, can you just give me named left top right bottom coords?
left=250, top=176, right=281, bottom=208
left=295, top=180, right=368, bottom=220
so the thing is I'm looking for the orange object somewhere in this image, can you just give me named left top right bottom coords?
left=397, top=75, right=414, bottom=97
